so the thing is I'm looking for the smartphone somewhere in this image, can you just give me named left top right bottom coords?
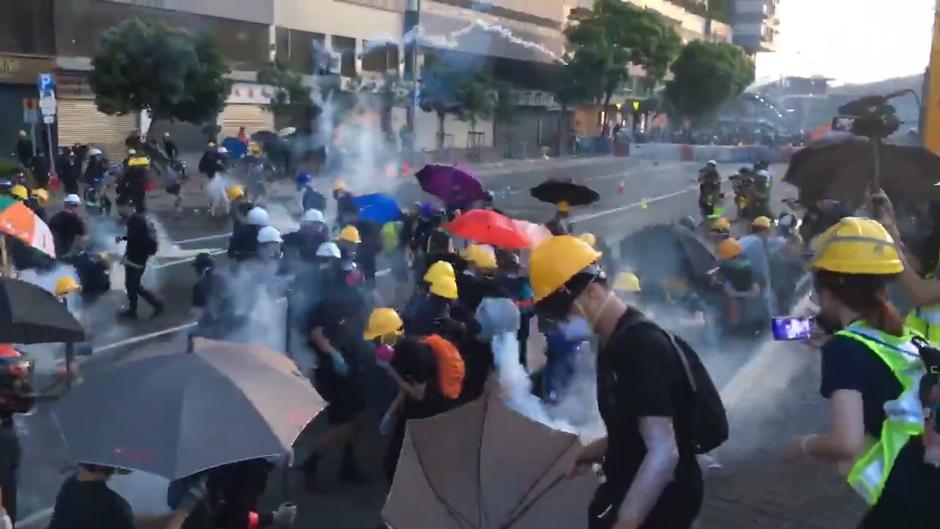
left=771, top=316, right=814, bottom=341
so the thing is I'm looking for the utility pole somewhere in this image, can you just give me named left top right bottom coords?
left=404, top=0, right=421, bottom=159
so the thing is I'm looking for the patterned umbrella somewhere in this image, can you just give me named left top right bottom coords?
left=0, top=195, right=55, bottom=258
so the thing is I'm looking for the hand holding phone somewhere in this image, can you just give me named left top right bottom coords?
left=771, top=317, right=814, bottom=341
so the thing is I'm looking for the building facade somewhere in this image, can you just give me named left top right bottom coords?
left=732, top=0, right=778, bottom=53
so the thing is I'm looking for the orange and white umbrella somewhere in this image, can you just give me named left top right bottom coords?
left=0, top=195, right=55, bottom=258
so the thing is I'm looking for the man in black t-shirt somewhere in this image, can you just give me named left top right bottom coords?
left=47, top=465, right=135, bottom=529
left=530, top=235, right=703, bottom=529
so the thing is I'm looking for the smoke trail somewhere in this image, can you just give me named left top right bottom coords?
left=491, top=331, right=574, bottom=432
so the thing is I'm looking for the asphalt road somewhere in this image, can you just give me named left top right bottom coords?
left=14, top=156, right=849, bottom=529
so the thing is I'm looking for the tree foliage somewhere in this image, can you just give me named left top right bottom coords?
left=565, top=0, right=682, bottom=113
left=89, top=18, right=230, bottom=124
left=257, top=59, right=310, bottom=111
left=664, top=40, right=755, bottom=123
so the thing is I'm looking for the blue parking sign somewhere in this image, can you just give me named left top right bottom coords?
left=37, top=73, right=55, bottom=96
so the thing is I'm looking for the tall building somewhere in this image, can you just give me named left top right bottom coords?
left=732, top=0, right=779, bottom=53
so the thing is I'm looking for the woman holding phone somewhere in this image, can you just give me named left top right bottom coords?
left=785, top=216, right=940, bottom=529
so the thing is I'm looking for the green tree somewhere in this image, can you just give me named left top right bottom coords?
left=565, top=0, right=682, bottom=134
left=551, top=55, right=594, bottom=154
left=419, top=55, right=469, bottom=150
left=664, top=40, right=755, bottom=124
left=89, top=18, right=230, bottom=124
left=257, top=59, right=310, bottom=112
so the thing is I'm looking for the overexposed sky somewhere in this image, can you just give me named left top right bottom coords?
left=756, top=0, right=936, bottom=85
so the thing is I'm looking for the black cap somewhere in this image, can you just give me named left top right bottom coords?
left=192, top=252, right=214, bottom=270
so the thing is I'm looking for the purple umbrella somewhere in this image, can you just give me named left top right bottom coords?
left=416, top=164, right=487, bottom=209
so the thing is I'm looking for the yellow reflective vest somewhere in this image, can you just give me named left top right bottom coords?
left=836, top=323, right=927, bottom=505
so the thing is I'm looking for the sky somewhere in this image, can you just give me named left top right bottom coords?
left=755, top=0, right=936, bottom=85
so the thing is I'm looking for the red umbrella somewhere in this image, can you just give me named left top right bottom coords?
left=446, top=209, right=531, bottom=249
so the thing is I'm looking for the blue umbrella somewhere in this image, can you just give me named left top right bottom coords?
left=221, top=137, right=248, bottom=159
left=352, top=193, right=402, bottom=224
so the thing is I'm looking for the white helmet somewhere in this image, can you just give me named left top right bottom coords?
left=246, top=207, right=269, bottom=226
left=707, top=160, right=717, bottom=167
left=63, top=194, right=81, bottom=206
left=756, top=169, right=771, bottom=179
left=257, top=226, right=282, bottom=244
left=88, top=148, right=103, bottom=157
left=316, top=242, right=341, bottom=259
left=218, top=146, right=229, bottom=154
left=301, top=209, right=325, bottom=224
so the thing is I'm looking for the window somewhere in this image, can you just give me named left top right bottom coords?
left=361, top=42, right=398, bottom=73
left=0, top=0, right=55, bottom=55
left=331, top=36, right=357, bottom=77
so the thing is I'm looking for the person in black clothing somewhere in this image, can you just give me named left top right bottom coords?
left=198, top=144, right=223, bottom=181
left=47, top=465, right=136, bottom=529
left=23, top=190, right=47, bottom=223
left=300, top=273, right=370, bottom=490
left=163, top=132, right=179, bottom=161
left=282, top=209, right=328, bottom=266
left=14, top=131, right=32, bottom=172
left=378, top=337, right=457, bottom=483
left=228, top=207, right=268, bottom=262
left=531, top=238, right=703, bottom=529
left=117, top=200, right=164, bottom=319
left=57, top=147, right=81, bottom=196
left=83, top=149, right=108, bottom=186
left=48, top=195, right=87, bottom=257
left=117, top=155, right=150, bottom=213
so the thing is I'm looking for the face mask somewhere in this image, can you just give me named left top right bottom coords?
left=560, top=291, right=615, bottom=341
left=376, top=344, right=395, bottom=363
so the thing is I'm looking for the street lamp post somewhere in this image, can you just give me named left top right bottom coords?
left=405, top=0, right=421, bottom=159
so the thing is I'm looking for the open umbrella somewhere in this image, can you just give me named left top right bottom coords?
left=383, top=387, right=595, bottom=529
left=221, top=137, right=248, bottom=160
left=352, top=193, right=402, bottom=224
left=0, top=277, right=83, bottom=344
left=620, top=224, right=718, bottom=288
left=416, top=165, right=487, bottom=209
left=55, top=338, right=325, bottom=479
left=785, top=140, right=940, bottom=207
left=530, top=178, right=599, bottom=207
left=447, top=209, right=531, bottom=249
left=0, top=195, right=55, bottom=259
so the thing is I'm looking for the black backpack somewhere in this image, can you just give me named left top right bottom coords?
left=615, top=315, right=729, bottom=454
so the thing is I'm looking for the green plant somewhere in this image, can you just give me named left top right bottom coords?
left=664, top=40, right=755, bottom=123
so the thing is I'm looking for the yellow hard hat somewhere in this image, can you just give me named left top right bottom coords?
left=10, top=185, right=27, bottom=201
left=717, top=238, right=743, bottom=260
left=712, top=217, right=731, bottom=232
left=423, top=260, right=456, bottom=284
left=462, top=244, right=497, bottom=270
left=613, top=272, right=641, bottom=293
left=54, top=276, right=80, bottom=296
left=810, top=217, right=903, bottom=275
left=31, top=188, right=49, bottom=203
left=249, top=142, right=262, bottom=155
left=339, top=225, right=361, bottom=244
left=225, top=185, right=245, bottom=201
left=364, top=308, right=404, bottom=340
left=128, top=156, right=150, bottom=168
left=557, top=201, right=571, bottom=214
left=752, top=216, right=772, bottom=230
left=529, top=235, right=602, bottom=302
left=429, top=276, right=459, bottom=299
left=332, top=180, right=347, bottom=192
left=578, top=233, right=597, bottom=247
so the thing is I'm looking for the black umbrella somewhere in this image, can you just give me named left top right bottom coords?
left=619, top=225, right=717, bottom=287
left=55, top=338, right=326, bottom=479
left=530, top=178, right=600, bottom=207
left=0, top=278, right=84, bottom=344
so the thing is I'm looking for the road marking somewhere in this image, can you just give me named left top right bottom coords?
left=94, top=322, right=199, bottom=353
left=570, top=185, right=698, bottom=222
left=153, top=249, right=227, bottom=269
left=172, top=233, right=230, bottom=245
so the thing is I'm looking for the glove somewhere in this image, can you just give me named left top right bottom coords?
left=177, top=474, right=208, bottom=512
left=379, top=408, right=398, bottom=436
left=272, top=502, right=298, bottom=527
left=328, top=349, right=349, bottom=377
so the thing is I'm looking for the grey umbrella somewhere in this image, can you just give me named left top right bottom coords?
left=54, top=338, right=325, bottom=479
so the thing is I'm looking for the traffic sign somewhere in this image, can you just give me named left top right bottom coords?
left=39, top=95, right=56, bottom=117
left=43, top=115, right=54, bottom=124
left=37, top=73, right=54, bottom=96
left=23, top=108, right=39, bottom=125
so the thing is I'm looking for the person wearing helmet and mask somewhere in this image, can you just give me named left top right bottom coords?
left=403, top=260, right=461, bottom=338
left=707, top=217, right=732, bottom=247
left=116, top=198, right=163, bottom=320
left=117, top=152, right=150, bottom=213
left=296, top=172, right=326, bottom=213
left=300, top=243, right=371, bottom=490
left=8, top=186, right=26, bottom=202
left=530, top=236, right=709, bottom=529
left=336, top=224, right=360, bottom=263
left=256, top=226, right=283, bottom=260
left=228, top=206, right=268, bottom=262
left=332, top=180, right=358, bottom=228
left=199, top=142, right=224, bottom=181
left=715, top=237, right=761, bottom=334
left=613, top=272, right=642, bottom=303
left=226, top=185, right=253, bottom=230
left=283, top=209, right=328, bottom=265
left=698, top=160, right=721, bottom=220
left=739, top=216, right=776, bottom=314
left=48, top=195, right=87, bottom=257
left=24, top=188, right=48, bottom=223
left=784, top=217, right=940, bottom=529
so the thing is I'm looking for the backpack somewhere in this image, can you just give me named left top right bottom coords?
left=381, top=221, right=401, bottom=252
left=421, top=334, right=466, bottom=400
left=613, top=314, right=729, bottom=454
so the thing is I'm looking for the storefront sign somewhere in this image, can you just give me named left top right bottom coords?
left=0, top=55, right=57, bottom=85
